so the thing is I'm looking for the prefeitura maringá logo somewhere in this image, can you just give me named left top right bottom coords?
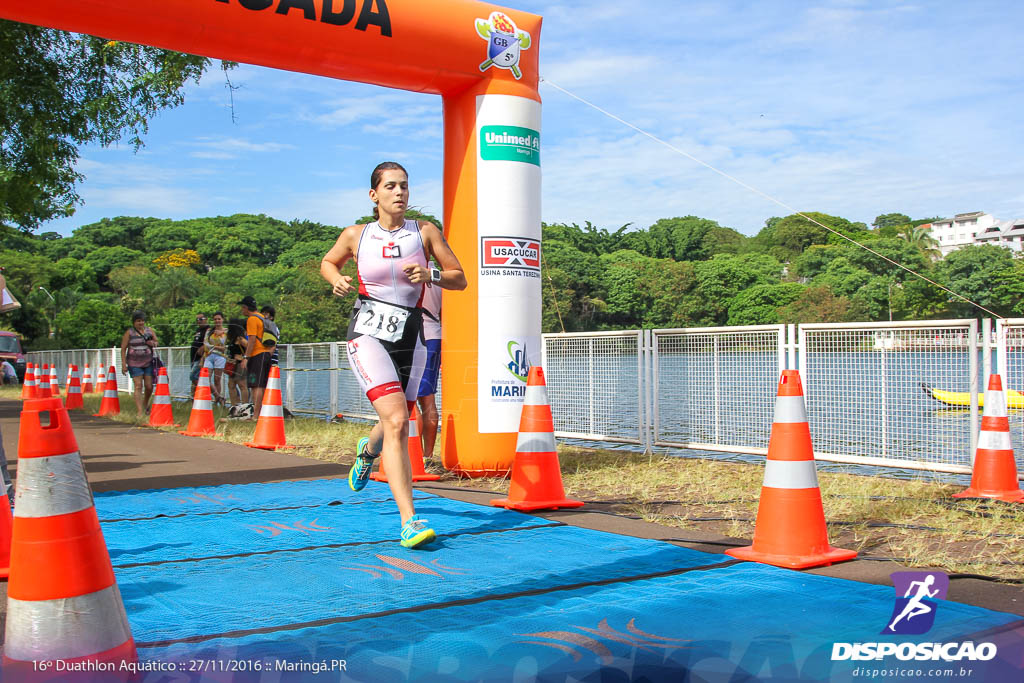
left=475, top=11, right=532, bottom=80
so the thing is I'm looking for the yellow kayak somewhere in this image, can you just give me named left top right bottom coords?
left=921, top=383, right=1024, bottom=409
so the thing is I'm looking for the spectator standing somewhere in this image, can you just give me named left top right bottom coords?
left=239, top=296, right=272, bottom=420
left=260, top=305, right=281, bottom=367
left=417, top=260, right=442, bottom=460
left=225, top=319, right=250, bottom=417
left=190, top=313, right=209, bottom=397
left=120, top=310, right=159, bottom=417
left=203, top=312, right=229, bottom=405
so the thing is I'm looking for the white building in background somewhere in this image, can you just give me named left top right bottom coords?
left=926, top=212, right=1024, bottom=257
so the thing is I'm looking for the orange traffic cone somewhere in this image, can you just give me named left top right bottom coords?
left=180, top=366, right=217, bottom=436
left=491, top=366, right=584, bottom=511
left=20, top=362, right=36, bottom=400
left=148, top=367, right=178, bottom=427
left=96, top=364, right=107, bottom=394
left=3, top=396, right=137, bottom=672
left=371, top=404, right=441, bottom=482
left=245, top=366, right=293, bottom=450
left=954, top=374, right=1024, bottom=503
left=64, top=364, right=84, bottom=410
left=48, top=364, right=59, bottom=397
left=93, top=366, right=121, bottom=417
left=37, top=364, right=51, bottom=398
left=82, top=362, right=94, bottom=394
left=725, top=370, right=857, bottom=569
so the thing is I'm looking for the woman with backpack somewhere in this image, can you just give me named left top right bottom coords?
left=120, top=310, right=159, bottom=418
left=203, top=311, right=229, bottom=406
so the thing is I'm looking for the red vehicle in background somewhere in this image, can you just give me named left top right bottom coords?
left=0, top=331, right=26, bottom=383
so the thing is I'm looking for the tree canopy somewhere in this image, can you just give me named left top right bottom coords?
left=1, top=206, right=1018, bottom=350
left=0, top=20, right=232, bottom=231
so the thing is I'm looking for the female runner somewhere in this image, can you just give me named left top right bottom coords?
left=321, top=161, right=466, bottom=548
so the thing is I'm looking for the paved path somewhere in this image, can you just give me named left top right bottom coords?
left=1, top=396, right=1021, bottom=642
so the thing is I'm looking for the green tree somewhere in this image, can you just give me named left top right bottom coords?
left=792, top=244, right=846, bottom=280
left=277, top=240, right=336, bottom=268
left=897, top=225, right=940, bottom=261
left=0, top=22, right=232, bottom=230
left=53, top=257, right=98, bottom=292
left=693, top=253, right=783, bottom=325
left=701, top=226, right=746, bottom=257
left=933, top=245, right=1016, bottom=317
left=83, top=246, right=146, bottom=285
left=778, top=286, right=861, bottom=323
left=143, top=221, right=198, bottom=253
left=151, top=267, right=203, bottom=309
left=872, top=213, right=912, bottom=230
left=54, top=297, right=125, bottom=348
left=726, top=282, right=804, bottom=325
left=540, top=237, right=607, bottom=332
left=599, top=250, right=696, bottom=328
left=814, top=257, right=874, bottom=297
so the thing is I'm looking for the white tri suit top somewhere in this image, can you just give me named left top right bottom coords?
left=345, top=220, right=428, bottom=407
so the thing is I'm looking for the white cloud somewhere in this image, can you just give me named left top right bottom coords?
left=185, top=137, right=296, bottom=159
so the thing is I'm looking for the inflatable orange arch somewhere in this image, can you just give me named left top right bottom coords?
left=1, top=0, right=544, bottom=476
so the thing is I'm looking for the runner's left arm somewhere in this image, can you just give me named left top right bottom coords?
left=404, top=222, right=467, bottom=290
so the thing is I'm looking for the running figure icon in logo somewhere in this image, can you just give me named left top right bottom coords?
left=882, top=571, right=949, bottom=635
left=475, top=11, right=531, bottom=80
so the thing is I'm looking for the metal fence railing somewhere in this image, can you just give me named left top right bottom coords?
left=651, top=325, right=785, bottom=456
left=798, top=320, right=980, bottom=476
left=28, top=318, right=1023, bottom=481
left=541, top=331, right=645, bottom=445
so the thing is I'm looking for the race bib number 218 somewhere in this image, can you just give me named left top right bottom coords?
left=354, top=301, right=409, bottom=343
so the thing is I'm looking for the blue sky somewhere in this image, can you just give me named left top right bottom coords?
left=42, top=0, right=1024, bottom=238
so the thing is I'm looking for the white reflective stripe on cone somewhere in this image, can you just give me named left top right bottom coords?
left=763, top=459, right=820, bottom=489
left=104, top=390, right=118, bottom=398
left=197, top=375, right=210, bottom=388
left=408, top=416, right=419, bottom=437
left=523, top=385, right=549, bottom=406
left=773, top=396, right=808, bottom=424
left=515, top=431, right=557, bottom=454
left=260, top=404, right=283, bottom=418
left=5, top=585, right=132, bottom=661
left=14, top=452, right=94, bottom=517
left=977, top=429, right=1012, bottom=452
left=983, top=391, right=1007, bottom=417
left=152, top=394, right=171, bottom=405
left=191, top=400, right=212, bottom=411
left=68, top=386, right=82, bottom=394
left=266, top=376, right=280, bottom=391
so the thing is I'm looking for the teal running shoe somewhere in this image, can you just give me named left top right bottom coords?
left=400, top=514, right=436, bottom=549
left=349, top=436, right=377, bottom=492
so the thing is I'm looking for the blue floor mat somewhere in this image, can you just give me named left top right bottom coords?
left=117, top=525, right=725, bottom=646
left=93, top=479, right=430, bottom=520
left=138, top=563, right=1022, bottom=683
left=90, top=480, right=1022, bottom=682
left=103, top=496, right=560, bottom=565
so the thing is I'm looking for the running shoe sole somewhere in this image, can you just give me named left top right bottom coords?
left=400, top=527, right=436, bottom=549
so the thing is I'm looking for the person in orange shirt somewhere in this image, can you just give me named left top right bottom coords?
left=238, top=296, right=271, bottom=420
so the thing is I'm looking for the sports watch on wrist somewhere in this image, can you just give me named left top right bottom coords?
left=430, top=267, right=442, bottom=283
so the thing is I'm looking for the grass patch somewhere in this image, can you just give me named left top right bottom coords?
left=5, top=386, right=1024, bottom=582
